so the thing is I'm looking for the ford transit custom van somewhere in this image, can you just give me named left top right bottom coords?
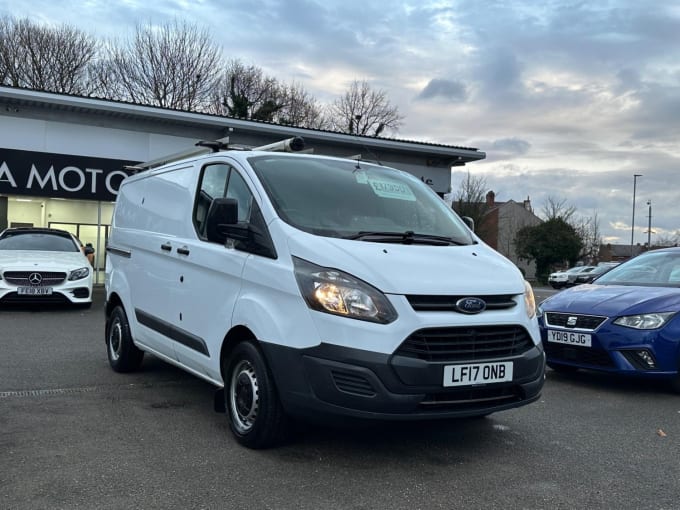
left=105, top=138, right=545, bottom=448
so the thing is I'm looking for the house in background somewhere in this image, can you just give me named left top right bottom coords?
left=477, top=191, right=543, bottom=281
left=599, top=243, right=646, bottom=262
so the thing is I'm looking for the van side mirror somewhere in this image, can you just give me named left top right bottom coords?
left=462, top=216, right=475, bottom=232
left=206, top=198, right=238, bottom=243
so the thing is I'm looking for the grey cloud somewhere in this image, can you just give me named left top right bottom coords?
left=417, top=79, right=467, bottom=102
left=474, top=48, right=523, bottom=98
left=490, top=138, right=531, bottom=157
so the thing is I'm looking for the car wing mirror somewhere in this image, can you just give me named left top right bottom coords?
left=462, top=216, right=475, bottom=232
left=206, top=198, right=239, bottom=243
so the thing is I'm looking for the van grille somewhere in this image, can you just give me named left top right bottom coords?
left=395, top=326, right=533, bottom=362
left=406, top=294, right=517, bottom=312
left=3, top=271, right=67, bottom=286
left=420, top=385, right=522, bottom=410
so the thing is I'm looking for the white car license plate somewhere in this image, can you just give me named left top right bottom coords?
left=547, top=329, right=591, bottom=347
left=443, top=361, right=513, bottom=387
left=18, top=286, right=53, bottom=296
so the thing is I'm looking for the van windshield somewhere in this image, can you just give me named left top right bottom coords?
left=249, top=155, right=474, bottom=245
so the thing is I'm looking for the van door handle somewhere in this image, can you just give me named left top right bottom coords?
left=161, top=243, right=172, bottom=251
left=177, top=246, right=190, bottom=256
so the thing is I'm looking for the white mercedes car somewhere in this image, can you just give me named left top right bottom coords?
left=0, top=227, right=93, bottom=308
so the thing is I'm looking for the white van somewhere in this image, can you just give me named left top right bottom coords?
left=105, top=137, right=545, bottom=448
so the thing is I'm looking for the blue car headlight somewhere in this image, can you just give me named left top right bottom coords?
left=613, top=312, right=675, bottom=330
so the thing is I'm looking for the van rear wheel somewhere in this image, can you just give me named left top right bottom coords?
left=106, top=305, right=144, bottom=372
left=224, top=341, right=289, bottom=449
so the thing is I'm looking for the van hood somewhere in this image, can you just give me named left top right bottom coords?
left=286, top=230, right=524, bottom=295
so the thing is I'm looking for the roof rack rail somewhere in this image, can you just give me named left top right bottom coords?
left=251, top=136, right=305, bottom=152
left=123, top=135, right=307, bottom=173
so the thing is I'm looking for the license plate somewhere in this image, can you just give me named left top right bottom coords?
left=18, top=286, right=53, bottom=296
left=443, top=361, right=513, bottom=387
left=547, top=329, right=592, bottom=347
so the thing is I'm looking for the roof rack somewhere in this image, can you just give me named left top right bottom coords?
left=124, top=135, right=307, bottom=173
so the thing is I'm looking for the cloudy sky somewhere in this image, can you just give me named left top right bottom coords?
left=1, top=0, right=678, bottom=245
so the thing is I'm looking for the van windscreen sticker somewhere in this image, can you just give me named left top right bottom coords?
left=367, top=178, right=416, bottom=201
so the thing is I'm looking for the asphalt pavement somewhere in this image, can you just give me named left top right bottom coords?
left=1, top=286, right=679, bottom=510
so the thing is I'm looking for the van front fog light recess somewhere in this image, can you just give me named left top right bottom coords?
left=294, top=257, right=397, bottom=324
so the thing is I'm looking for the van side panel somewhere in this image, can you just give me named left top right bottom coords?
left=135, top=166, right=196, bottom=237
left=109, top=166, right=198, bottom=358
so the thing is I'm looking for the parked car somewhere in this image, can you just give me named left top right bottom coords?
left=548, top=266, right=596, bottom=289
left=0, top=227, right=93, bottom=307
left=573, top=263, right=619, bottom=285
left=538, top=247, right=680, bottom=392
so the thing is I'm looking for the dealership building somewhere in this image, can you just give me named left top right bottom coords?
left=0, top=86, right=485, bottom=282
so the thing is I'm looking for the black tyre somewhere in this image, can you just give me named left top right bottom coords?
left=106, top=305, right=144, bottom=372
left=224, top=341, right=289, bottom=449
left=547, top=362, right=579, bottom=373
left=670, top=361, right=680, bottom=394
left=670, top=377, right=680, bottom=395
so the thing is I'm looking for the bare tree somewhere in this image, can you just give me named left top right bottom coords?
left=327, top=79, right=404, bottom=136
left=541, top=196, right=576, bottom=222
left=97, top=20, right=221, bottom=110
left=208, top=59, right=283, bottom=120
left=573, top=212, right=602, bottom=264
left=452, top=171, right=493, bottom=239
left=0, top=16, right=97, bottom=94
left=278, top=82, right=328, bottom=129
left=208, top=60, right=328, bottom=128
left=655, top=232, right=680, bottom=247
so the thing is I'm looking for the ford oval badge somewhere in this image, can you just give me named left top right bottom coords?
left=455, top=297, right=487, bottom=314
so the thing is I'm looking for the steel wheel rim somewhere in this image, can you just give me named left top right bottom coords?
left=229, top=359, right=259, bottom=433
left=108, top=318, right=122, bottom=361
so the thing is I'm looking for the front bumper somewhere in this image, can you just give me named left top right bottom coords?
left=540, top=318, right=680, bottom=378
left=261, top=341, right=545, bottom=421
left=0, top=280, right=92, bottom=305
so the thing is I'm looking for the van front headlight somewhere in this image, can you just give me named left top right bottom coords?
left=524, top=280, right=536, bottom=319
left=293, top=257, right=397, bottom=324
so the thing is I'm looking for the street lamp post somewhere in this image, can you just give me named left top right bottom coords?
left=631, top=173, right=642, bottom=257
left=647, top=200, right=652, bottom=249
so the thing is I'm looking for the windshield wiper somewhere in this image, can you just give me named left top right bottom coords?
left=344, top=231, right=468, bottom=245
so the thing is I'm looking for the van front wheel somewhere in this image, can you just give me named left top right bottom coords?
left=224, top=341, right=289, bottom=449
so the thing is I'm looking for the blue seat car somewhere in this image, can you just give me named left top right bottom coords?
left=538, top=247, right=680, bottom=392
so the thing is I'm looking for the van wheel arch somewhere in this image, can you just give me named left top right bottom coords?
left=219, top=325, right=258, bottom=378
